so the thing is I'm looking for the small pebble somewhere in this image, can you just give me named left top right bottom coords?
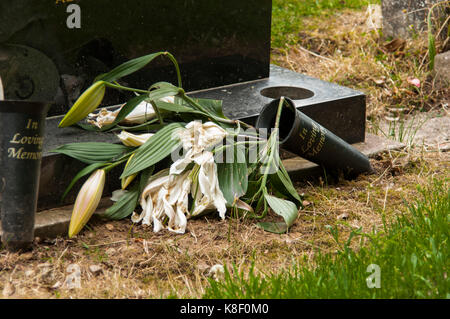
left=105, top=224, right=115, bottom=231
left=89, top=265, right=103, bottom=275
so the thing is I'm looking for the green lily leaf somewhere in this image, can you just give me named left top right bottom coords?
left=194, top=98, right=228, bottom=119
left=114, top=121, right=165, bottom=132
left=153, top=100, right=201, bottom=114
left=52, top=142, right=130, bottom=164
left=104, top=185, right=140, bottom=220
left=121, top=123, right=184, bottom=178
left=217, top=140, right=248, bottom=205
left=61, top=162, right=108, bottom=201
left=105, top=165, right=155, bottom=220
left=139, top=166, right=156, bottom=192
left=258, top=194, right=299, bottom=234
left=96, top=52, right=178, bottom=84
left=147, top=82, right=183, bottom=101
left=59, top=81, right=106, bottom=128
left=270, top=160, right=302, bottom=203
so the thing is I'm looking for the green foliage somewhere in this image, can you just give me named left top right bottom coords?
left=104, top=185, right=140, bottom=220
left=217, top=141, right=249, bottom=205
left=204, top=178, right=449, bottom=298
left=52, top=142, right=130, bottom=164
left=61, top=162, right=108, bottom=201
left=272, top=0, right=380, bottom=48
left=104, top=166, right=155, bottom=220
left=258, top=193, right=298, bottom=234
left=120, top=123, right=184, bottom=178
left=96, top=52, right=182, bottom=87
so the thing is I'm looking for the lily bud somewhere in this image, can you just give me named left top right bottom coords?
left=117, top=131, right=153, bottom=147
left=59, top=81, right=106, bottom=128
left=68, top=169, right=106, bottom=238
left=121, top=154, right=137, bottom=189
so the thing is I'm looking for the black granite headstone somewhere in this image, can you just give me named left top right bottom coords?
left=0, top=0, right=369, bottom=212
left=0, top=0, right=271, bottom=116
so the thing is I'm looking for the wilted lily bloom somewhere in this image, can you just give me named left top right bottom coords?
left=68, top=169, right=106, bottom=238
left=170, top=121, right=228, bottom=219
left=170, top=121, right=228, bottom=175
left=117, top=131, right=153, bottom=147
left=88, top=96, right=175, bottom=128
left=189, top=152, right=227, bottom=219
left=132, top=169, right=191, bottom=234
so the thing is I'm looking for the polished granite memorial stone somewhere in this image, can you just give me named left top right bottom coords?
left=0, top=0, right=370, bottom=212
left=0, top=0, right=271, bottom=115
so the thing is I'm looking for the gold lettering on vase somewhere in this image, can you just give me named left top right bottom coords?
left=7, top=119, right=43, bottom=160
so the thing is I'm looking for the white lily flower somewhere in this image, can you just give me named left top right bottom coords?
left=170, top=121, right=227, bottom=175
left=88, top=96, right=175, bottom=128
left=190, top=152, right=227, bottom=219
left=132, top=169, right=190, bottom=234
left=181, top=121, right=228, bottom=153
left=132, top=121, right=228, bottom=234
left=170, top=121, right=228, bottom=219
left=117, top=131, right=153, bottom=147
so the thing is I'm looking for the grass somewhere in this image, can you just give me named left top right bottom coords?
left=272, top=0, right=449, bottom=119
left=204, top=178, right=449, bottom=298
left=272, top=0, right=380, bottom=48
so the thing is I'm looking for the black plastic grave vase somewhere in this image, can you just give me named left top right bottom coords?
left=256, top=97, right=374, bottom=178
left=0, top=100, right=51, bottom=252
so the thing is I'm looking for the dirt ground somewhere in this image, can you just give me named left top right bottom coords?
left=1, top=8, right=449, bottom=299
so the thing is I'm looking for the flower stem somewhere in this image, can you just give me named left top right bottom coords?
left=149, top=100, right=165, bottom=125
left=164, top=51, right=183, bottom=88
left=104, top=82, right=150, bottom=95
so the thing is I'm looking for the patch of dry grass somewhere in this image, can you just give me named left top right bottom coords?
left=272, top=9, right=450, bottom=119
